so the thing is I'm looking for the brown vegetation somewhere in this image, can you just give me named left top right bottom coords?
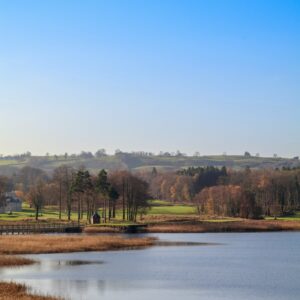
left=0, top=235, right=155, bottom=255
left=0, top=282, right=59, bottom=300
left=147, top=220, right=300, bottom=233
left=0, top=235, right=154, bottom=300
left=84, top=226, right=121, bottom=233
left=0, top=255, right=34, bottom=267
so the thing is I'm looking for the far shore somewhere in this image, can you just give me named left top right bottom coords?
left=84, top=219, right=300, bottom=233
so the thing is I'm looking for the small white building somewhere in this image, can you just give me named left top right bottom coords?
left=0, top=192, right=22, bottom=213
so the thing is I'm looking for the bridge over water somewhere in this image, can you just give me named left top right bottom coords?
left=0, top=223, right=83, bottom=235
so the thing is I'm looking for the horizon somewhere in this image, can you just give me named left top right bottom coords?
left=0, top=149, right=298, bottom=159
left=1, top=0, right=300, bottom=157
left=1, top=2, right=300, bottom=300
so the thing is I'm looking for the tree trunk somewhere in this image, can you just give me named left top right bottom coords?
left=67, top=198, right=71, bottom=221
left=104, top=198, right=107, bottom=223
left=113, top=203, right=116, bottom=218
left=59, top=182, right=62, bottom=220
left=122, top=179, right=125, bottom=220
left=108, top=198, right=111, bottom=221
left=35, top=207, right=39, bottom=221
left=80, top=196, right=83, bottom=219
left=78, top=195, right=81, bottom=223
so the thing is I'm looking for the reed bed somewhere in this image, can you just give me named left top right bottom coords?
left=0, top=235, right=154, bottom=300
left=0, top=235, right=155, bottom=255
left=0, top=282, right=59, bottom=300
left=147, top=220, right=300, bottom=233
left=0, top=255, right=34, bottom=267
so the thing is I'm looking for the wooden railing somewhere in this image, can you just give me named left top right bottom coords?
left=0, top=223, right=83, bottom=235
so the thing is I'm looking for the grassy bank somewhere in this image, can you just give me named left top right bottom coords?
left=0, top=254, right=56, bottom=299
left=0, top=255, right=34, bottom=267
left=84, top=217, right=300, bottom=233
left=2, top=201, right=300, bottom=234
left=0, top=235, right=155, bottom=300
left=146, top=219, right=300, bottom=233
left=0, top=203, right=73, bottom=222
left=0, top=235, right=155, bottom=255
left=0, top=282, right=59, bottom=300
left=0, top=201, right=196, bottom=222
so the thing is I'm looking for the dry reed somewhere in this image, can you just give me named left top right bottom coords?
left=0, top=282, right=60, bottom=300
left=0, top=255, right=34, bottom=267
left=147, top=220, right=300, bottom=233
left=0, top=235, right=155, bottom=255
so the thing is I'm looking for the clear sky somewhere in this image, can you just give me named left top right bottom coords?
left=0, top=0, right=299, bottom=157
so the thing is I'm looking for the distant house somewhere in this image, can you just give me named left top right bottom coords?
left=91, top=212, right=101, bottom=224
left=0, top=192, right=22, bottom=213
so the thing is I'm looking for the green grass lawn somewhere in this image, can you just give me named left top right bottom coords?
left=204, top=218, right=241, bottom=222
left=0, top=202, right=77, bottom=222
left=149, top=200, right=174, bottom=206
left=149, top=204, right=197, bottom=215
left=0, top=200, right=197, bottom=222
left=3, top=200, right=299, bottom=223
left=265, top=211, right=300, bottom=221
left=0, top=159, right=21, bottom=166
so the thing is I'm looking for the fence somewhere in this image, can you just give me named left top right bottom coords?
left=0, top=223, right=83, bottom=235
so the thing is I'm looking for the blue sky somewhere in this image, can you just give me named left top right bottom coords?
left=0, top=0, right=299, bottom=157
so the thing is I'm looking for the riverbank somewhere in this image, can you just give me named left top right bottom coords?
left=0, top=255, right=34, bottom=267
left=0, top=257, right=58, bottom=299
left=0, top=235, right=155, bottom=255
left=0, top=255, right=59, bottom=300
left=84, top=219, right=300, bottom=233
left=0, top=235, right=155, bottom=299
left=147, top=220, right=300, bottom=233
left=0, top=282, right=60, bottom=300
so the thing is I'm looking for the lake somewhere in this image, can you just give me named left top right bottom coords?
left=1, top=232, right=300, bottom=300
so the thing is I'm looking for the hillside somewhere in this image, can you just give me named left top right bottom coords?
left=0, top=153, right=299, bottom=175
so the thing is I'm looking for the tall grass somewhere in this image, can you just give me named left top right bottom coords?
left=0, top=255, right=34, bottom=267
left=0, top=282, right=60, bottom=300
left=0, top=235, right=155, bottom=255
left=147, top=219, right=300, bottom=233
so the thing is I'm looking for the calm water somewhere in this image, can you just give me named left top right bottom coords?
left=1, top=232, right=300, bottom=300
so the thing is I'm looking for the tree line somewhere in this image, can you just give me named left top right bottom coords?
left=1, top=165, right=300, bottom=221
left=145, top=166, right=300, bottom=219
left=0, top=166, right=149, bottom=222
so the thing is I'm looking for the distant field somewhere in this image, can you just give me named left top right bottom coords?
left=149, top=205, right=196, bottom=215
left=0, top=153, right=299, bottom=176
left=0, top=200, right=196, bottom=222
left=148, top=200, right=196, bottom=215
left=0, top=159, right=21, bottom=166
left=0, top=203, right=74, bottom=222
left=1, top=200, right=300, bottom=224
left=265, top=211, right=300, bottom=221
left=150, top=199, right=174, bottom=206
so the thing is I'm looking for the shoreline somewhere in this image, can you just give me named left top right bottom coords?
left=84, top=219, right=300, bottom=234
left=1, top=222, right=299, bottom=299
left=0, top=257, right=57, bottom=300
left=0, top=235, right=155, bottom=300
left=0, top=235, right=155, bottom=255
left=0, top=282, right=60, bottom=300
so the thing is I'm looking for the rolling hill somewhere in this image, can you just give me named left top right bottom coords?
left=0, top=153, right=299, bottom=176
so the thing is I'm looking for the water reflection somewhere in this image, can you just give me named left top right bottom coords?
left=2, top=232, right=300, bottom=300
left=60, top=260, right=104, bottom=266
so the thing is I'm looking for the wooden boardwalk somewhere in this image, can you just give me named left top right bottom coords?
left=0, top=223, right=83, bottom=235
